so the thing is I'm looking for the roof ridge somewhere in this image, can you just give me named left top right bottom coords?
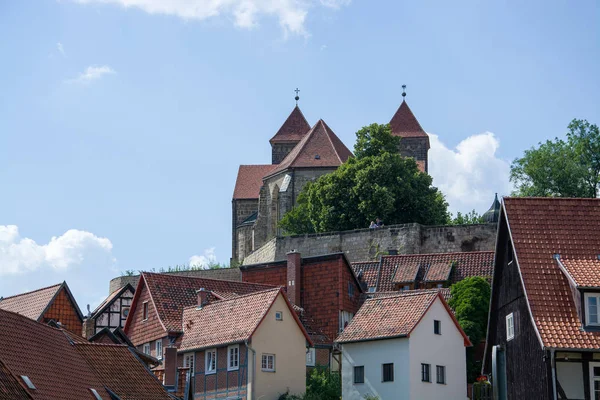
left=142, top=271, right=273, bottom=288
left=382, top=250, right=494, bottom=259
left=182, top=287, right=281, bottom=311
left=366, top=290, right=438, bottom=301
left=0, top=307, right=69, bottom=334
left=0, top=282, right=62, bottom=301
left=319, top=119, right=343, bottom=164
left=74, top=342, right=129, bottom=348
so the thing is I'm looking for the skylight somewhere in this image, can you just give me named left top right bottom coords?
left=20, top=376, right=36, bottom=390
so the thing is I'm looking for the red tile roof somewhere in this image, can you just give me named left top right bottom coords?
left=559, top=258, right=600, bottom=288
left=392, top=263, right=420, bottom=284
left=232, top=164, right=274, bottom=200
left=367, top=288, right=452, bottom=304
left=127, top=272, right=275, bottom=334
left=269, top=106, right=311, bottom=143
left=74, top=343, right=171, bottom=400
left=503, top=197, right=600, bottom=349
left=389, top=100, right=428, bottom=138
left=90, top=284, right=134, bottom=318
left=0, top=308, right=110, bottom=400
left=268, top=119, right=353, bottom=177
left=423, top=262, right=454, bottom=282
left=180, top=288, right=312, bottom=351
left=351, top=261, right=380, bottom=289
left=0, top=358, right=33, bottom=400
left=336, top=291, right=470, bottom=345
left=0, top=283, right=62, bottom=321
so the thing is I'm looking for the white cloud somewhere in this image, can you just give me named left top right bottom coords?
left=0, top=225, right=115, bottom=276
left=56, top=42, right=65, bottom=56
left=68, top=65, right=115, bottom=84
left=320, top=44, right=327, bottom=51
left=189, top=247, right=217, bottom=269
left=428, top=132, right=512, bottom=215
left=71, top=0, right=350, bottom=36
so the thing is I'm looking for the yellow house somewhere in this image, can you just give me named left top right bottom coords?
left=176, top=287, right=312, bottom=400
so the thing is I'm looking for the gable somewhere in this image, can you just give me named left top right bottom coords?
left=124, top=278, right=167, bottom=346
left=41, top=286, right=83, bottom=334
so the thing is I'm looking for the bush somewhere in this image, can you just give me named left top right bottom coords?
left=279, top=367, right=341, bottom=400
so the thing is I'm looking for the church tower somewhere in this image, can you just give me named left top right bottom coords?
left=389, top=86, right=430, bottom=172
left=269, top=105, right=311, bottom=164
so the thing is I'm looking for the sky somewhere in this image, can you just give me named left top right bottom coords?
left=0, top=0, right=598, bottom=310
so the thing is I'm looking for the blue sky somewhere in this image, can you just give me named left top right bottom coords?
left=1, top=0, right=598, bottom=310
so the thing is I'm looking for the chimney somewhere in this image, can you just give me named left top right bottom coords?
left=287, top=250, right=302, bottom=305
left=196, top=288, right=208, bottom=308
left=163, top=347, right=177, bottom=387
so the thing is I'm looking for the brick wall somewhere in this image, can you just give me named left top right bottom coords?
left=42, top=287, right=82, bottom=335
left=125, top=281, right=167, bottom=346
left=243, top=223, right=497, bottom=264
left=193, top=345, right=248, bottom=398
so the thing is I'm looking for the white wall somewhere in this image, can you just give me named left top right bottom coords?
left=341, top=338, right=410, bottom=400
left=409, top=297, right=468, bottom=400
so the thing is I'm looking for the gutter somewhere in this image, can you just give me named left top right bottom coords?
left=550, top=348, right=558, bottom=400
left=245, top=340, right=256, bottom=400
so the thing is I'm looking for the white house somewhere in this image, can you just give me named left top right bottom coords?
left=335, top=290, right=471, bottom=400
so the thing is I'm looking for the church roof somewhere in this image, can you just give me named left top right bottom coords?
left=267, top=119, right=353, bottom=177
left=269, top=106, right=311, bottom=144
left=232, top=164, right=274, bottom=200
left=389, top=100, right=428, bottom=138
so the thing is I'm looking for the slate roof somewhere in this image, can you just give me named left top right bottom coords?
left=503, top=197, right=600, bottom=349
left=0, top=358, right=33, bottom=400
left=559, top=258, right=600, bottom=288
left=0, top=308, right=171, bottom=400
left=179, top=288, right=312, bottom=352
left=336, top=291, right=470, bottom=345
left=127, top=272, right=274, bottom=334
left=268, top=119, right=353, bottom=177
left=389, top=100, right=429, bottom=138
left=269, top=106, right=311, bottom=143
left=232, top=165, right=274, bottom=200
left=0, top=283, right=62, bottom=321
left=74, top=343, right=171, bottom=400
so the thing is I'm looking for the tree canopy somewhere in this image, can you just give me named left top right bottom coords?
left=450, top=210, right=484, bottom=225
left=510, top=119, right=599, bottom=198
left=278, top=123, right=449, bottom=234
left=448, top=276, right=491, bottom=382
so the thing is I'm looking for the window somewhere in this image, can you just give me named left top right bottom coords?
left=506, top=313, right=515, bottom=341
left=155, top=340, right=163, bottom=360
left=275, top=311, right=283, bottom=321
left=261, top=354, right=275, bottom=372
left=382, top=363, right=394, bottom=382
left=228, top=345, right=239, bottom=371
left=590, top=362, right=600, bottom=400
left=368, top=287, right=376, bottom=293
left=436, top=283, right=443, bottom=288
left=354, top=366, right=365, bottom=384
left=205, top=349, right=217, bottom=374
left=421, top=364, right=431, bottom=382
left=143, top=343, right=150, bottom=355
left=89, top=389, right=102, bottom=399
left=436, top=365, right=446, bottom=384
left=585, top=293, right=600, bottom=326
left=306, top=348, right=316, bottom=367
left=121, top=307, right=130, bottom=319
left=339, top=311, right=354, bottom=332
left=183, top=353, right=195, bottom=372
left=142, top=301, right=149, bottom=320
left=348, top=282, right=355, bottom=297
left=403, top=285, right=410, bottom=291
left=434, top=320, right=441, bottom=335
left=20, top=376, right=36, bottom=390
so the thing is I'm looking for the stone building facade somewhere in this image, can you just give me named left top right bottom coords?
left=232, top=97, right=431, bottom=263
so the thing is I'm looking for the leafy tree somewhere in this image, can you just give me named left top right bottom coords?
left=353, top=123, right=400, bottom=158
left=279, top=123, right=449, bottom=234
left=510, top=119, right=599, bottom=197
left=448, top=277, right=491, bottom=383
left=450, top=210, right=484, bottom=225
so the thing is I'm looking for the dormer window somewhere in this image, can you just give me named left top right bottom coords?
left=585, top=293, right=600, bottom=326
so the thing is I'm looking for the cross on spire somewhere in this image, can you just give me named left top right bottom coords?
left=294, top=88, right=300, bottom=105
left=402, top=84, right=407, bottom=98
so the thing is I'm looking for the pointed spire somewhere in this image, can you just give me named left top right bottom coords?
left=389, top=99, right=427, bottom=138
left=269, top=105, right=311, bottom=144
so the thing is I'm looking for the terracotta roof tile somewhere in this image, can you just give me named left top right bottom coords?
left=74, top=343, right=171, bottom=400
left=0, top=283, right=62, bottom=321
left=269, top=106, right=311, bottom=143
left=180, top=288, right=311, bottom=351
left=268, top=119, right=353, bottom=177
left=351, top=261, right=380, bottom=289
left=389, top=100, right=428, bottom=138
left=424, top=262, right=454, bottom=282
left=503, top=197, right=600, bottom=349
left=336, top=291, right=470, bottom=345
left=232, top=165, right=274, bottom=200
left=0, top=358, right=33, bottom=400
left=560, top=258, right=600, bottom=288
left=368, top=288, right=452, bottom=303
left=136, top=272, right=274, bottom=333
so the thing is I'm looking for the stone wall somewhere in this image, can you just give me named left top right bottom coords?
left=399, top=136, right=429, bottom=172
left=108, top=267, right=242, bottom=295
left=243, top=223, right=497, bottom=264
left=232, top=198, right=258, bottom=261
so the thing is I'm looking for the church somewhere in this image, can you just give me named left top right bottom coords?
left=231, top=89, right=430, bottom=262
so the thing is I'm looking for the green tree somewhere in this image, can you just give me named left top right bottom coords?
left=450, top=210, right=484, bottom=225
left=510, top=119, right=599, bottom=197
left=353, top=123, right=400, bottom=158
left=448, top=277, right=491, bottom=383
left=279, top=123, right=449, bottom=234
